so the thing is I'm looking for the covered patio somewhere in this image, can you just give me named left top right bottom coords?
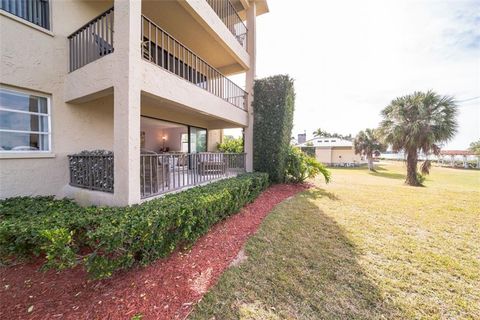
left=68, top=114, right=246, bottom=200
left=138, top=116, right=245, bottom=198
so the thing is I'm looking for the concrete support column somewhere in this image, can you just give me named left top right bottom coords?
left=113, top=0, right=142, bottom=206
left=244, top=1, right=256, bottom=172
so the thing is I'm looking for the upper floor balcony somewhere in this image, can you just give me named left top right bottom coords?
left=205, top=0, right=247, bottom=50
left=140, top=15, right=247, bottom=110
left=67, top=7, right=246, bottom=111
left=66, top=1, right=249, bottom=71
left=65, top=3, right=249, bottom=127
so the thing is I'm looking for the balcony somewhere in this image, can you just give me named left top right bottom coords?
left=205, top=0, right=247, bottom=50
left=141, top=15, right=247, bottom=110
left=68, top=7, right=114, bottom=72
left=67, top=7, right=247, bottom=111
left=68, top=152, right=246, bottom=199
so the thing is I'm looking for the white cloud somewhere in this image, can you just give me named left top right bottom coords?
left=254, top=0, right=480, bottom=149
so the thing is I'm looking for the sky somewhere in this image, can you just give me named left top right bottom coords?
left=236, top=0, right=480, bottom=149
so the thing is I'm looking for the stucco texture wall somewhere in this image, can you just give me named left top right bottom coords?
left=0, top=0, right=249, bottom=201
left=315, top=148, right=332, bottom=164
left=330, top=147, right=362, bottom=164
left=0, top=1, right=114, bottom=199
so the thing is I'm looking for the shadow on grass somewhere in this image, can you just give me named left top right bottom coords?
left=369, top=170, right=405, bottom=180
left=305, top=187, right=340, bottom=201
left=192, top=188, right=400, bottom=319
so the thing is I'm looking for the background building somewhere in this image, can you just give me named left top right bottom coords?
left=297, top=136, right=364, bottom=166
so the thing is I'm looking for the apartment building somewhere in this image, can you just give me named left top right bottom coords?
left=0, top=0, right=268, bottom=206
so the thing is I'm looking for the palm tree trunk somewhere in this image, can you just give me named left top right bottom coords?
left=406, top=149, right=420, bottom=186
left=367, top=156, right=374, bottom=171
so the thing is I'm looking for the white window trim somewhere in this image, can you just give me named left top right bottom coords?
left=0, top=152, right=55, bottom=159
left=0, top=8, right=53, bottom=37
left=0, top=106, right=48, bottom=116
left=0, top=86, right=53, bottom=154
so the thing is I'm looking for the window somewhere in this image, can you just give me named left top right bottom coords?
left=0, top=87, right=51, bottom=152
left=0, top=0, right=50, bottom=30
left=181, top=133, right=189, bottom=153
left=189, top=127, right=207, bottom=153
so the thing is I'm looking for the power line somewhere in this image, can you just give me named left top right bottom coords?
left=457, top=96, right=480, bottom=103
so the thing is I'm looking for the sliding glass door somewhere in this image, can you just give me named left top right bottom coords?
left=189, top=127, right=207, bottom=153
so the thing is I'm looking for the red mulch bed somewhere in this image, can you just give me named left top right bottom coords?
left=1, top=184, right=308, bottom=320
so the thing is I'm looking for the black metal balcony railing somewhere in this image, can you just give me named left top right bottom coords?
left=68, top=151, right=246, bottom=198
left=141, top=15, right=247, bottom=110
left=68, top=7, right=114, bottom=72
left=141, top=152, right=246, bottom=198
left=206, top=0, right=247, bottom=49
left=0, top=0, right=50, bottom=30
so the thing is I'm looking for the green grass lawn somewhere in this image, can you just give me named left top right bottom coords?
left=190, top=162, right=480, bottom=319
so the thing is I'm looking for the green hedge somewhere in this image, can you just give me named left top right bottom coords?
left=0, top=172, right=269, bottom=279
left=253, top=75, right=295, bottom=183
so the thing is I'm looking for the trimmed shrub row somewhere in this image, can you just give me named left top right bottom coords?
left=0, top=172, right=269, bottom=279
left=253, top=75, right=295, bottom=183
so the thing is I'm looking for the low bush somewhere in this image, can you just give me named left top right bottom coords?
left=300, top=146, right=315, bottom=157
left=285, top=146, right=331, bottom=183
left=0, top=172, right=269, bottom=279
left=217, top=137, right=243, bottom=153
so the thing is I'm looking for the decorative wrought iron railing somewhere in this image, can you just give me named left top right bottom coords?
left=206, top=0, right=247, bottom=49
left=140, top=152, right=246, bottom=198
left=141, top=15, right=247, bottom=110
left=68, top=152, right=114, bottom=193
left=0, top=0, right=50, bottom=30
left=68, top=152, right=246, bottom=197
left=68, top=7, right=114, bottom=72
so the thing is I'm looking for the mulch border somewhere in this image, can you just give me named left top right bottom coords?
left=1, top=183, right=308, bottom=320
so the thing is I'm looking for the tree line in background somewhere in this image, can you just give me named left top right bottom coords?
left=469, top=139, right=480, bottom=155
left=325, top=90, right=458, bottom=186
left=254, top=75, right=461, bottom=187
left=313, top=129, right=353, bottom=141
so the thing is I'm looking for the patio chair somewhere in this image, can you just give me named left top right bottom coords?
left=197, top=153, right=226, bottom=176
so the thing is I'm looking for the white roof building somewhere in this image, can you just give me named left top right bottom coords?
left=297, top=137, right=364, bottom=166
left=297, top=137, right=353, bottom=148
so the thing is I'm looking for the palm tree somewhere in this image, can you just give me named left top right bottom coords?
left=379, top=91, right=458, bottom=186
left=354, top=129, right=386, bottom=171
left=469, top=139, right=480, bottom=155
left=313, top=128, right=353, bottom=141
left=313, top=128, right=329, bottom=137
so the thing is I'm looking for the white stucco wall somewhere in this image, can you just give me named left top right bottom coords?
left=0, top=1, right=115, bottom=199
left=331, top=147, right=363, bottom=164
left=179, top=0, right=249, bottom=70
left=315, top=147, right=333, bottom=164
left=0, top=93, right=114, bottom=198
left=208, top=129, right=223, bottom=152
left=140, top=60, right=249, bottom=127
left=0, top=0, right=255, bottom=205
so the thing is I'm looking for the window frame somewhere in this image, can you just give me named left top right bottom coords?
left=0, top=86, right=52, bottom=154
left=0, top=0, right=52, bottom=31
